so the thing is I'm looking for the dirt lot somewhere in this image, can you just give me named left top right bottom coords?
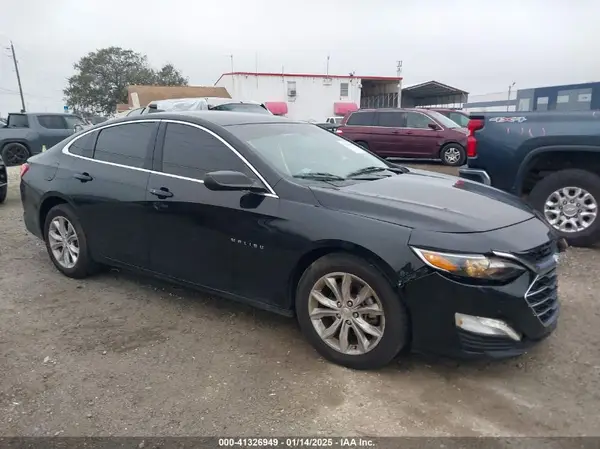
left=1, top=164, right=599, bottom=437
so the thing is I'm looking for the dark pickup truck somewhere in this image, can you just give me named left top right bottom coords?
left=459, top=110, right=600, bottom=247
left=0, top=112, right=85, bottom=166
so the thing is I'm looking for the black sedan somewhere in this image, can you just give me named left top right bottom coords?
left=20, top=112, right=566, bottom=370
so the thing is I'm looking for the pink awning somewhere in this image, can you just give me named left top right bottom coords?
left=334, top=102, right=358, bottom=115
left=264, top=101, right=288, bottom=115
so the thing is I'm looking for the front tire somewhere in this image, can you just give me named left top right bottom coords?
left=529, top=169, right=600, bottom=247
left=43, top=203, right=97, bottom=278
left=440, top=143, right=466, bottom=166
left=295, top=253, right=409, bottom=370
left=1, top=143, right=30, bottom=167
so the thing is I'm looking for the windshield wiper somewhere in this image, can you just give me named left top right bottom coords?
left=346, top=166, right=405, bottom=178
left=293, top=172, right=346, bottom=181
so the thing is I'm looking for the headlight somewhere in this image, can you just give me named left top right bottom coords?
left=411, top=247, right=526, bottom=281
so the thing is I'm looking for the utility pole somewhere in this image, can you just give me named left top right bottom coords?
left=396, top=60, right=403, bottom=108
left=507, top=82, right=516, bottom=111
left=326, top=55, right=330, bottom=77
left=9, top=41, right=26, bottom=112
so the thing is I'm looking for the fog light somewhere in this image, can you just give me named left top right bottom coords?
left=455, top=313, right=521, bottom=341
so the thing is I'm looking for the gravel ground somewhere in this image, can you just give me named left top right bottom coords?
left=1, top=164, right=599, bottom=437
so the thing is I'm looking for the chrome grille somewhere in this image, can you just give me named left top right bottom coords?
left=516, top=241, right=555, bottom=265
left=525, top=267, right=559, bottom=326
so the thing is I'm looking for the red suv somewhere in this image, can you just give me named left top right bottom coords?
left=336, top=108, right=468, bottom=166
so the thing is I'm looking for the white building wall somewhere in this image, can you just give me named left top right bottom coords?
left=216, top=74, right=362, bottom=122
left=463, top=91, right=517, bottom=112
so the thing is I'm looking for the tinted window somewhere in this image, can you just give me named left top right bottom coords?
left=406, top=112, right=435, bottom=129
left=8, top=114, right=29, bottom=128
left=69, top=131, right=97, bottom=158
left=377, top=111, right=405, bottom=127
left=63, top=116, right=85, bottom=129
left=161, top=123, right=250, bottom=180
left=94, top=123, right=155, bottom=168
left=38, top=115, right=68, bottom=129
left=346, top=112, right=375, bottom=126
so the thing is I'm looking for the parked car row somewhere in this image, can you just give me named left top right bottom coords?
left=19, top=110, right=565, bottom=369
left=336, top=108, right=469, bottom=166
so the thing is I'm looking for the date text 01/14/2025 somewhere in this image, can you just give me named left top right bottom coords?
left=218, top=437, right=375, bottom=447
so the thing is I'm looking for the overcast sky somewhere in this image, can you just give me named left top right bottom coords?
left=1, top=0, right=599, bottom=115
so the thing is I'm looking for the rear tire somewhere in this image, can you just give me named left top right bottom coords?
left=295, top=253, right=409, bottom=370
left=440, top=143, right=466, bottom=166
left=1, top=142, right=30, bottom=167
left=529, top=169, right=600, bottom=247
left=354, top=141, right=369, bottom=150
left=43, top=203, right=99, bottom=278
left=0, top=185, right=6, bottom=204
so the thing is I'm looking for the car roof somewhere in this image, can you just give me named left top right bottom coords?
left=121, top=111, right=303, bottom=127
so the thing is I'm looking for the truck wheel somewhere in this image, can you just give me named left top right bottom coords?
left=440, top=144, right=466, bottom=166
left=529, top=169, right=600, bottom=247
left=1, top=143, right=30, bottom=166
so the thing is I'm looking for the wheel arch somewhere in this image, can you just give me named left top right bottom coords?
left=38, top=193, right=75, bottom=236
left=515, top=145, right=600, bottom=195
left=1, top=139, right=32, bottom=152
left=287, top=240, right=399, bottom=313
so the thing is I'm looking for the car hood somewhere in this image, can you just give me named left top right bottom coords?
left=309, top=169, right=535, bottom=233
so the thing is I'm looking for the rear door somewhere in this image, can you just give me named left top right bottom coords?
left=404, top=111, right=442, bottom=157
left=62, top=121, right=158, bottom=267
left=146, top=121, right=280, bottom=299
left=35, top=115, right=78, bottom=148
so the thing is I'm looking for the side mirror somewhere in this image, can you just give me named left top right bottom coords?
left=204, top=170, right=267, bottom=193
left=428, top=123, right=441, bottom=131
left=73, top=124, right=85, bottom=133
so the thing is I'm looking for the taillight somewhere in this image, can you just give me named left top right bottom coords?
left=20, top=163, right=30, bottom=178
left=466, top=119, right=484, bottom=157
left=335, top=128, right=343, bottom=134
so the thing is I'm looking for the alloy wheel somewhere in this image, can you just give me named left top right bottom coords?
left=308, top=272, right=385, bottom=355
left=444, top=147, right=461, bottom=165
left=3, top=144, right=29, bottom=166
left=544, top=186, right=598, bottom=233
left=48, top=216, right=80, bottom=269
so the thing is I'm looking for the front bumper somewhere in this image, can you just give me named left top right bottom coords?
left=458, top=166, right=491, bottom=186
left=403, top=244, right=559, bottom=359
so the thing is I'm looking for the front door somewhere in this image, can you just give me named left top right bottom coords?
left=404, top=111, right=442, bottom=158
left=61, top=121, right=158, bottom=268
left=35, top=115, right=79, bottom=149
left=146, top=121, right=280, bottom=299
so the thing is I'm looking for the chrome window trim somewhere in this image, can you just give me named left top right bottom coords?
left=61, top=118, right=279, bottom=198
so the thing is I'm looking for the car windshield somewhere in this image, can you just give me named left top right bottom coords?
left=449, top=112, right=469, bottom=127
left=226, top=123, right=392, bottom=179
left=210, top=103, right=271, bottom=114
left=426, top=110, right=461, bottom=129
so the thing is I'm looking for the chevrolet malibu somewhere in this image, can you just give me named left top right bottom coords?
left=20, top=112, right=566, bottom=370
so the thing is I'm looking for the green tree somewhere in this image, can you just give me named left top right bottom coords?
left=64, top=47, right=188, bottom=116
